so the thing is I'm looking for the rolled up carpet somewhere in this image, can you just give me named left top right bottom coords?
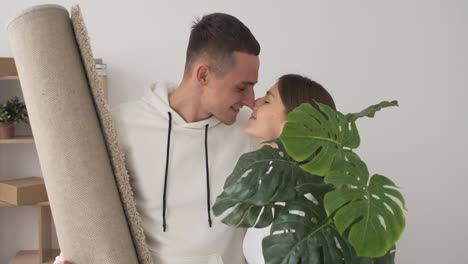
left=7, top=4, right=153, bottom=264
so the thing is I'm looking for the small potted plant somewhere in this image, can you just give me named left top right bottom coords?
left=0, top=97, right=28, bottom=139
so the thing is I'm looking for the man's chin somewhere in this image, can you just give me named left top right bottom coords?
left=219, top=114, right=236, bottom=125
left=221, top=118, right=236, bottom=125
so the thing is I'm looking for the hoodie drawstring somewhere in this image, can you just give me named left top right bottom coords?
left=162, top=113, right=212, bottom=232
left=162, top=112, right=172, bottom=232
left=205, top=124, right=212, bottom=227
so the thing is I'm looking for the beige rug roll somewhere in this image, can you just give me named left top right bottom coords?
left=70, top=5, right=153, bottom=264
left=7, top=4, right=152, bottom=264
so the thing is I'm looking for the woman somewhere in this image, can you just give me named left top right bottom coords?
left=243, top=74, right=336, bottom=264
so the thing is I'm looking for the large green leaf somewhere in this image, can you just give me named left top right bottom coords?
left=324, top=151, right=406, bottom=258
left=262, top=180, right=361, bottom=264
left=280, top=103, right=359, bottom=176
left=212, top=140, right=320, bottom=228
left=262, top=183, right=396, bottom=264
left=280, top=101, right=398, bottom=176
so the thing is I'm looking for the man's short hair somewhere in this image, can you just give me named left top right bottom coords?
left=184, top=13, right=260, bottom=76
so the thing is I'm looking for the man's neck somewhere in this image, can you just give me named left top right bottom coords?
left=169, top=80, right=212, bottom=123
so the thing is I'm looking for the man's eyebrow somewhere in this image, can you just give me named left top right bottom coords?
left=240, top=81, right=257, bottom=86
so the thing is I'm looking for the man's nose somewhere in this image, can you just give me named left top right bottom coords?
left=242, top=88, right=255, bottom=109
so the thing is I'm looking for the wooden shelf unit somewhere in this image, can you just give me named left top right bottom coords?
left=9, top=249, right=60, bottom=264
left=1, top=56, right=108, bottom=264
left=2, top=201, right=57, bottom=264
left=0, top=136, right=34, bottom=144
left=0, top=76, right=19, bottom=80
left=0, top=200, right=49, bottom=208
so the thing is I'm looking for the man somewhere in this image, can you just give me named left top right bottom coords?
left=57, top=12, right=260, bottom=264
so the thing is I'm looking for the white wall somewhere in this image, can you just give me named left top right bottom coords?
left=1, top=0, right=467, bottom=263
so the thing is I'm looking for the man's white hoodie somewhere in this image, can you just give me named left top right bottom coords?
left=55, top=81, right=256, bottom=264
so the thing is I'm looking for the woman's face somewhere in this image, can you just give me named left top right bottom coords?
left=245, top=83, right=287, bottom=142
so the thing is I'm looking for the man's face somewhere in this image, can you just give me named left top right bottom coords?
left=201, top=51, right=259, bottom=125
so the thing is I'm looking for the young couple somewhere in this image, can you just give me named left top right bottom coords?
left=57, top=12, right=335, bottom=264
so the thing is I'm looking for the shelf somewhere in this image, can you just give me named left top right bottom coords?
left=9, top=249, right=60, bottom=264
left=1, top=58, right=105, bottom=81
left=0, top=136, right=34, bottom=144
left=0, top=200, right=13, bottom=207
left=0, top=75, right=19, bottom=80
left=0, top=200, right=49, bottom=208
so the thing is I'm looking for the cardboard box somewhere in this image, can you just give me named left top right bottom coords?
left=0, top=177, right=48, bottom=205
left=0, top=57, right=18, bottom=76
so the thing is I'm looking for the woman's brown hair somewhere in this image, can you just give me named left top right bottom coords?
left=277, top=74, right=336, bottom=113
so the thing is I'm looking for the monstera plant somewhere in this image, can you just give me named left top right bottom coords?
left=213, top=101, right=406, bottom=264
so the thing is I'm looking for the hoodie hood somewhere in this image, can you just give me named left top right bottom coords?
left=141, top=81, right=221, bottom=129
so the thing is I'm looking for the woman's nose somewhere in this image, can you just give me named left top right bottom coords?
left=253, top=98, right=262, bottom=110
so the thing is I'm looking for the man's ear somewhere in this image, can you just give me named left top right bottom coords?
left=195, top=63, right=211, bottom=86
